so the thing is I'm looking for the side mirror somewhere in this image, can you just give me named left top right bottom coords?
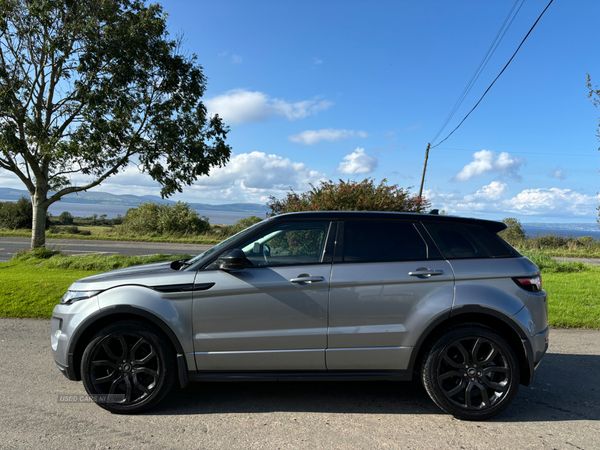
left=217, top=249, right=246, bottom=271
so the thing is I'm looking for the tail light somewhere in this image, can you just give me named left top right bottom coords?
left=513, top=275, right=542, bottom=292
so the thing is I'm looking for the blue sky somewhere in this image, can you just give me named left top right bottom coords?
left=2, top=0, right=599, bottom=223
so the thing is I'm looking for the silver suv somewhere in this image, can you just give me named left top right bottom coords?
left=51, top=211, right=548, bottom=420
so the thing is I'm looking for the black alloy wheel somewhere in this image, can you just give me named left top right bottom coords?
left=81, top=320, right=175, bottom=414
left=422, top=324, right=520, bottom=420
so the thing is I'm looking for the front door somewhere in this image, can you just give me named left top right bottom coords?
left=193, top=220, right=333, bottom=372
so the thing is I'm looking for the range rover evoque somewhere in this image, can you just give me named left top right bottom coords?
left=51, top=211, right=549, bottom=420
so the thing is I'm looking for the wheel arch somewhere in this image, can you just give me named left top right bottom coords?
left=409, top=306, right=533, bottom=386
left=68, top=305, right=188, bottom=386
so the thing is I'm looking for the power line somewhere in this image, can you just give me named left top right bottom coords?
left=434, top=147, right=600, bottom=158
left=430, top=0, right=525, bottom=144
left=431, top=0, right=555, bottom=149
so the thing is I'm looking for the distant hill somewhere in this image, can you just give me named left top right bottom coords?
left=522, top=222, right=599, bottom=232
left=0, top=187, right=269, bottom=214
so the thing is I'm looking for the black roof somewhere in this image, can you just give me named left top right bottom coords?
left=272, top=211, right=507, bottom=233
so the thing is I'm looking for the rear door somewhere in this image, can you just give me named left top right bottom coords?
left=327, top=220, right=454, bottom=371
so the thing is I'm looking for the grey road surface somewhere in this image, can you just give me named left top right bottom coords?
left=555, top=256, right=600, bottom=266
left=0, top=237, right=212, bottom=262
left=0, top=319, right=598, bottom=450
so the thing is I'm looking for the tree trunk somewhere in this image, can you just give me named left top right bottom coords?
left=31, top=196, right=49, bottom=250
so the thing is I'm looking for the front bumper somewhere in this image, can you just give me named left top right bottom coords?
left=51, top=297, right=101, bottom=381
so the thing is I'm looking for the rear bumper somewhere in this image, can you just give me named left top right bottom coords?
left=522, top=325, right=549, bottom=384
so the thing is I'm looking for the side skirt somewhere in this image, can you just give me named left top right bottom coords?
left=186, top=371, right=413, bottom=383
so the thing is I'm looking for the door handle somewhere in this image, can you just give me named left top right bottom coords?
left=408, top=269, right=444, bottom=277
left=290, top=276, right=325, bottom=283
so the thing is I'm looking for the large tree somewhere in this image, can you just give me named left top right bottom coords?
left=0, top=0, right=231, bottom=248
left=587, top=74, right=600, bottom=228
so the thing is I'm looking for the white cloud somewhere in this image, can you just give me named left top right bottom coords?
left=425, top=183, right=597, bottom=219
left=452, top=150, right=525, bottom=182
left=205, top=89, right=333, bottom=125
left=505, top=188, right=595, bottom=216
left=185, top=152, right=326, bottom=203
left=463, top=181, right=509, bottom=202
left=231, top=55, right=243, bottom=64
left=337, top=148, right=378, bottom=175
left=288, top=129, right=368, bottom=146
left=551, top=169, right=566, bottom=180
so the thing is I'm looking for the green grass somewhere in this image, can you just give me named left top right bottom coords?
left=544, top=271, right=600, bottom=329
left=532, top=248, right=600, bottom=258
left=0, top=252, right=191, bottom=318
left=0, top=264, right=99, bottom=318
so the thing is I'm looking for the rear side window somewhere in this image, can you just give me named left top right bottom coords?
left=343, top=221, right=427, bottom=262
left=424, top=223, right=488, bottom=259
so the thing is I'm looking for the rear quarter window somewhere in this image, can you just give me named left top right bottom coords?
left=465, top=225, right=517, bottom=257
left=424, top=223, right=488, bottom=259
left=424, top=222, right=518, bottom=259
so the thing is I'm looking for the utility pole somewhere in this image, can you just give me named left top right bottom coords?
left=418, top=142, right=431, bottom=199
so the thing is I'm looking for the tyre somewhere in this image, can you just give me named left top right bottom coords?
left=81, top=320, right=176, bottom=414
left=421, top=324, right=520, bottom=421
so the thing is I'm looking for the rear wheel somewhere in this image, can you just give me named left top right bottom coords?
left=421, top=325, right=520, bottom=420
left=81, top=320, right=175, bottom=414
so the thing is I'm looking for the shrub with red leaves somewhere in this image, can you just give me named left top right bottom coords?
left=267, top=179, right=429, bottom=217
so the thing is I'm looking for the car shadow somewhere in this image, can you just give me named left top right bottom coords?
left=148, top=353, right=599, bottom=422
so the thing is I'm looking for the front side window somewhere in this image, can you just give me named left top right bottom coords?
left=237, top=221, right=330, bottom=267
left=343, top=221, right=427, bottom=262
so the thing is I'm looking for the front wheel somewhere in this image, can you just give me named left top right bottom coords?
left=80, top=320, right=175, bottom=414
left=421, top=325, right=520, bottom=420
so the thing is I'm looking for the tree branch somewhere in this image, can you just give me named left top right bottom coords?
left=0, top=154, right=34, bottom=193
left=47, top=152, right=134, bottom=205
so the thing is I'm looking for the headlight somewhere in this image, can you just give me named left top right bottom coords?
left=60, top=290, right=102, bottom=305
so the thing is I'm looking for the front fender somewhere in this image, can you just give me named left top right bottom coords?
left=95, top=285, right=194, bottom=356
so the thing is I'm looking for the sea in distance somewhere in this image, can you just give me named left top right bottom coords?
left=5, top=200, right=599, bottom=239
left=45, top=202, right=265, bottom=225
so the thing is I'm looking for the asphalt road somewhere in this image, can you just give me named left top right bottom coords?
left=0, top=319, right=598, bottom=450
left=0, top=237, right=212, bottom=262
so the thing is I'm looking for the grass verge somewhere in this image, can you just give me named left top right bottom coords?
left=543, top=271, right=600, bottom=329
left=0, top=252, right=191, bottom=318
